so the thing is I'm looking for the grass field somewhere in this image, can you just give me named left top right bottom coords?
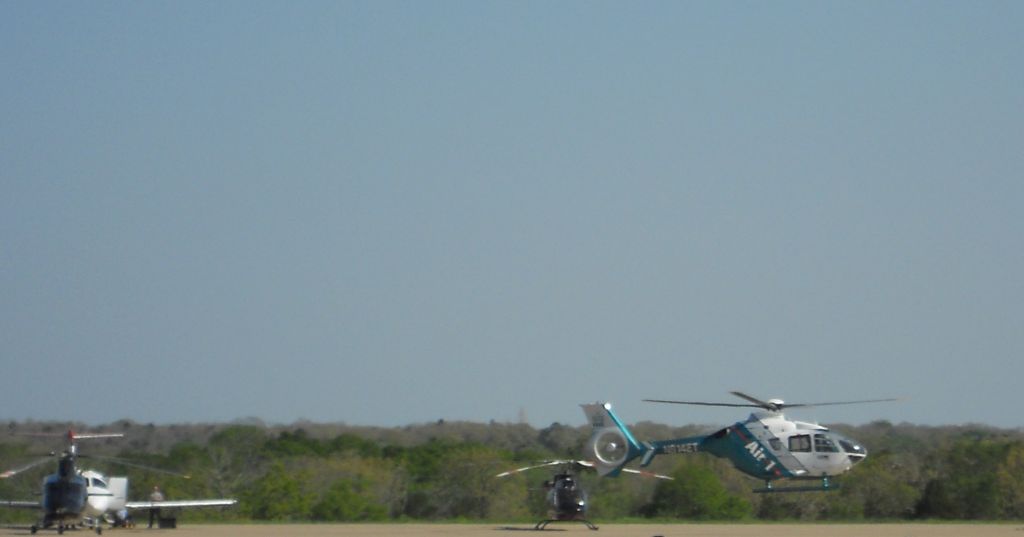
left=5, top=524, right=1023, bottom=537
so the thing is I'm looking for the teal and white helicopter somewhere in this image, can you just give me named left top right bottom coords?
left=582, top=391, right=899, bottom=492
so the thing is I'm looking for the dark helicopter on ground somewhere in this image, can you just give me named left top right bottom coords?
left=1, top=430, right=124, bottom=534
left=496, top=459, right=671, bottom=530
left=582, top=391, right=900, bottom=493
left=1, top=430, right=236, bottom=534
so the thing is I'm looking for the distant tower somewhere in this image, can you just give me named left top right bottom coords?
left=518, top=407, right=528, bottom=424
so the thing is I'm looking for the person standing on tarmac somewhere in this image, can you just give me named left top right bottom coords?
left=148, top=485, right=165, bottom=528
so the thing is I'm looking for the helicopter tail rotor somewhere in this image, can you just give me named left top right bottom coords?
left=580, top=402, right=650, bottom=477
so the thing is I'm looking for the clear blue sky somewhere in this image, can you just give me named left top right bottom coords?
left=2, top=1, right=1022, bottom=428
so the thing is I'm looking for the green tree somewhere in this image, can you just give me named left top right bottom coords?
left=311, top=479, right=387, bottom=521
left=264, top=429, right=324, bottom=458
left=537, top=424, right=583, bottom=458
left=588, top=471, right=654, bottom=519
left=831, top=452, right=920, bottom=519
left=996, top=443, right=1024, bottom=518
left=644, top=459, right=751, bottom=520
left=243, top=463, right=313, bottom=520
left=327, top=433, right=383, bottom=458
left=390, top=439, right=457, bottom=518
left=206, top=426, right=268, bottom=497
left=433, top=445, right=521, bottom=519
left=917, top=438, right=1008, bottom=519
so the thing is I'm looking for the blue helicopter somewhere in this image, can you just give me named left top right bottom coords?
left=581, top=391, right=899, bottom=492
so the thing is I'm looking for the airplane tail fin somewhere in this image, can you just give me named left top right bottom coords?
left=108, top=477, right=128, bottom=511
left=580, top=402, right=650, bottom=477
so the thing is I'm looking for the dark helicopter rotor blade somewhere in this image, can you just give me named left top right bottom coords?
left=643, top=398, right=759, bottom=408
left=729, top=391, right=780, bottom=409
left=0, top=457, right=53, bottom=479
left=496, top=460, right=596, bottom=478
left=495, top=460, right=568, bottom=478
left=731, top=391, right=904, bottom=410
left=778, top=397, right=905, bottom=409
left=649, top=392, right=904, bottom=412
left=81, top=455, right=191, bottom=479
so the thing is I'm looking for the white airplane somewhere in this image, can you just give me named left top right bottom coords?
left=1, top=430, right=236, bottom=534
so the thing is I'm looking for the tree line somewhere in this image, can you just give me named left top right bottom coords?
left=1, top=418, right=1023, bottom=522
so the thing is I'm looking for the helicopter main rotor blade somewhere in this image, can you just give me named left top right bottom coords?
left=643, top=399, right=759, bottom=408
left=619, top=468, right=674, bottom=480
left=729, top=391, right=781, bottom=409
left=0, top=457, right=53, bottom=479
left=18, top=431, right=124, bottom=441
left=83, top=455, right=191, bottom=479
left=496, top=460, right=568, bottom=478
left=71, top=433, right=124, bottom=440
left=495, top=460, right=596, bottom=478
left=778, top=397, right=905, bottom=409
left=648, top=392, right=904, bottom=412
left=732, top=391, right=905, bottom=410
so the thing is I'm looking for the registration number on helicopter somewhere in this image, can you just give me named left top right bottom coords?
left=659, top=442, right=700, bottom=454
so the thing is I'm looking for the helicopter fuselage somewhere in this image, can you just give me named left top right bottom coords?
left=651, top=411, right=867, bottom=483
left=38, top=463, right=122, bottom=529
left=546, top=473, right=586, bottom=520
left=583, top=401, right=873, bottom=492
left=747, top=411, right=865, bottom=477
left=41, top=473, right=87, bottom=523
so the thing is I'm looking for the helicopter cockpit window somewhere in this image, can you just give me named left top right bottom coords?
left=90, top=478, right=108, bottom=489
left=768, top=438, right=783, bottom=451
left=814, top=434, right=840, bottom=453
left=837, top=435, right=867, bottom=460
left=788, top=434, right=811, bottom=452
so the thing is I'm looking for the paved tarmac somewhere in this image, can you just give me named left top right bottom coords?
left=6, top=523, right=1023, bottom=537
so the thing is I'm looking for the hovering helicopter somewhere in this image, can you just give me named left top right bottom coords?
left=496, top=459, right=671, bottom=530
left=582, top=391, right=899, bottom=493
left=0, top=430, right=236, bottom=534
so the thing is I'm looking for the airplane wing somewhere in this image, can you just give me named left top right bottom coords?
left=1, top=500, right=42, bottom=509
left=125, top=499, right=237, bottom=509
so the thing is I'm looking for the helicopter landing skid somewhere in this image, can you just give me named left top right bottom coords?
left=754, top=478, right=841, bottom=494
left=534, top=519, right=598, bottom=531
left=754, top=484, right=841, bottom=493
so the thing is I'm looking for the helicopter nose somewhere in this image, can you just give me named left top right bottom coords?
left=838, top=438, right=867, bottom=464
